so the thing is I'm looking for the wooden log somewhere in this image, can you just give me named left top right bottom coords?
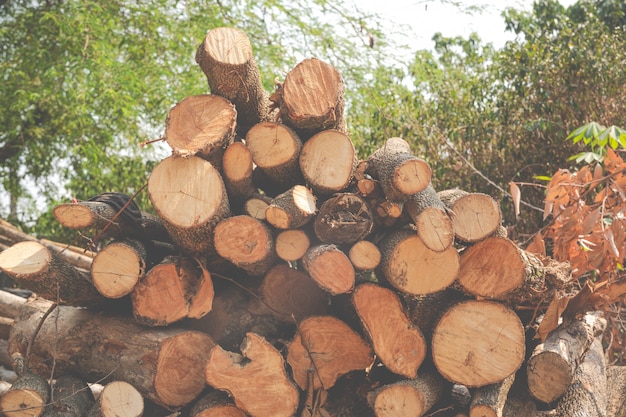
left=378, top=227, right=459, bottom=295
left=348, top=240, right=381, bottom=272
left=437, top=190, right=502, bottom=243
left=502, top=375, right=538, bottom=417
left=302, top=244, right=355, bottom=295
left=45, top=375, right=95, bottom=417
left=205, top=332, right=300, bottom=417
left=91, top=238, right=147, bottom=299
left=607, top=366, right=626, bottom=417
left=299, top=130, right=357, bottom=195
left=321, top=373, right=375, bottom=417
left=469, top=373, right=515, bottom=417
left=8, top=296, right=215, bottom=408
left=222, top=141, right=256, bottom=205
left=242, top=193, right=273, bottom=221
left=274, top=57, right=346, bottom=137
left=164, top=94, right=236, bottom=166
left=0, top=355, right=49, bottom=417
left=313, top=193, right=374, bottom=244
left=352, top=283, right=426, bottom=378
left=265, top=185, right=317, bottom=229
left=527, top=311, right=607, bottom=404
left=274, top=228, right=311, bottom=262
left=431, top=300, right=525, bottom=387
left=367, top=370, right=447, bottom=417
left=86, top=381, right=143, bottom=417
left=132, top=256, right=214, bottom=326
left=147, top=155, right=231, bottom=256
left=405, top=183, right=454, bottom=252
left=195, top=27, right=268, bottom=135
left=190, top=390, right=246, bottom=417
left=286, top=315, right=374, bottom=391
left=366, top=137, right=431, bottom=202
left=0, top=241, right=104, bottom=307
left=245, top=122, right=303, bottom=189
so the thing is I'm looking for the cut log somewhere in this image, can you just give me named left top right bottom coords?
left=213, top=215, right=275, bottom=277
left=164, top=94, right=236, bottom=166
left=265, top=185, right=317, bottom=229
left=302, top=244, right=355, bottom=295
left=352, top=283, right=426, bottom=378
left=132, top=256, right=214, bottom=326
left=242, top=193, right=273, bottom=221
left=147, top=155, right=231, bottom=255
left=247, top=263, right=330, bottom=322
left=378, top=227, right=459, bottom=295
left=86, top=381, right=143, bottom=417
left=8, top=296, right=215, bottom=408
left=431, top=300, right=525, bottom=387
left=366, top=137, right=432, bottom=201
left=286, top=315, right=374, bottom=391
left=91, top=238, right=147, bottom=299
left=245, top=122, right=303, bottom=189
left=313, top=193, right=374, bottom=244
left=275, top=57, right=346, bottom=136
left=205, top=332, right=300, bottom=417
left=348, top=240, right=381, bottom=272
left=195, top=27, right=268, bottom=135
left=527, top=311, right=607, bottom=404
left=46, top=375, right=95, bottom=417
left=437, top=190, right=502, bottom=243
left=0, top=355, right=49, bottom=417
left=299, top=130, right=357, bottom=195
left=502, top=375, right=538, bottom=417
left=367, top=370, right=447, bottom=417
left=53, top=200, right=142, bottom=240
left=405, top=184, right=454, bottom=252
left=607, top=366, right=626, bottom=417
left=222, top=141, right=256, bottom=205
left=190, top=390, right=247, bottom=417
left=469, top=373, right=515, bottom=417
left=274, top=228, right=311, bottom=262
left=0, top=241, right=105, bottom=307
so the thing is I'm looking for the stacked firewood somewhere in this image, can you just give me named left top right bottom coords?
left=0, top=26, right=625, bottom=417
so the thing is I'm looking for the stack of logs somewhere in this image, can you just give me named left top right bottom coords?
left=0, top=26, right=625, bottom=417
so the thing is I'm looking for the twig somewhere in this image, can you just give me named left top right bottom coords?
left=25, top=302, right=57, bottom=372
left=91, top=182, right=148, bottom=245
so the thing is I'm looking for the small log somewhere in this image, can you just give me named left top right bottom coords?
left=164, top=94, right=236, bottom=166
left=607, top=366, right=626, bottom=417
left=147, top=155, right=231, bottom=255
left=502, top=375, right=537, bottom=417
left=299, top=130, right=357, bottom=195
left=275, top=57, right=346, bottom=136
left=265, top=185, right=317, bottom=229
left=242, top=193, right=272, bottom=221
left=274, top=228, right=311, bottom=262
left=403, top=289, right=469, bottom=342
left=431, top=300, right=525, bottom=387
left=405, top=184, right=454, bottom=252
left=302, top=244, right=355, bottom=295
left=195, top=27, right=268, bottom=135
left=190, top=390, right=246, bottom=417
left=132, top=257, right=214, bottom=326
left=348, top=240, right=381, bottom=272
left=437, top=190, right=502, bottom=243
left=527, top=311, right=607, bottom=404
left=0, top=355, right=49, bottom=417
left=222, top=141, right=256, bottom=205
left=286, top=315, right=374, bottom=391
left=205, top=332, right=300, bottom=417
left=352, top=283, right=426, bottom=378
left=378, top=227, right=459, bottom=295
left=86, top=381, right=143, bottom=417
left=313, top=193, right=374, bottom=244
left=91, top=238, right=147, bottom=299
left=469, top=373, right=515, bottom=417
left=0, top=241, right=104, bottom=307
left=366, top=138, right=432, bottom=201
left=213, top=215, right=275, bottom=277
left=8, top=296, right=215, bottom=408
left=46, top=375, right=95, bottom=417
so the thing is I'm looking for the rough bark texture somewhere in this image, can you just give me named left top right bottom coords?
left=405, top=183, right=454, bottom=252
left=469, top=373, right=515, bottom=417
left=190, top=390, right=247, bottom=417
left=222, top=141, right=256, bottom=205
left=265, top=185, right=317, bottom=229
left=46, top=375, right=95, bottom=417
left=607, top=366, right=626, bottom=417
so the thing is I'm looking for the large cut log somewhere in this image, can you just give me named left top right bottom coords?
left=299, top=130, right=357, bottom=195
left=190, top=390, right=247, bottom=417
left=86, top=381, right=144, bottom=417
left=431, top=300, right=525, bottom=387
left=205, top=332, right=300, bottom=417
left=378, top=227, right=459, bottom=295
left=0, top=355, right=49, bottom=417
left=607, top=366, right=626, bottom=417
left=147, top=155, right=231, bottom=255
left=313, top=192, right=374, bottom=244
left=469, top=373, right=515, bottom=417
left=91, top=238, right=147, bottom=299
left=7, top=296, right=214, bottom=408
left=437, top=189, right=502, bottom=243
left=352, top=283, right=426, bottom=378
left=527, top=311, right=607, bottom=404
left=164, top=94, right=236, bottom=167
left=0, top=241, right=105, bottom=307
left=274, top=57, right=346, bottom=136
left=195, top=27, right=268, bottom=135
left=286, top=315, right=374, bottom=391
left=405, top=183, right=454, bottom=252
left=264, top=185, right=317, bottom=229
left=302, top=244, right=355, bottom=295
left=222, top=141, right=256, bottom=205
left=46, top=375, right=95, bottom=417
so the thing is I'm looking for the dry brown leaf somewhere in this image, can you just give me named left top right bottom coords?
left=526, top=232, right=546, bottom=257
left=509, top=181, right=521, bottom=220
left=536, top=292, right=570, bottom=341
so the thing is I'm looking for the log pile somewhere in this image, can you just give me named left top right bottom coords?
left=0, top=26, right=625, bottom=417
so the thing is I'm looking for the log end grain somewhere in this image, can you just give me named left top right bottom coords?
left=302, top=244, right=355, bottom=295
left=526, top=351, right=572, bottom=403
left=275, top=229, right=311, bottom=262
left=91, top=241, right=146, bottom=298
left=265, top=185, right=317, bottom=229
left=370, top=384, right=427, bottom=417
left=0, top=241, right=50, bottom=277
left=349, top=240, right=381, bottom=271
left=201, top=27, right=252, bottom=67
left=95, top=381, right=144, bottom=417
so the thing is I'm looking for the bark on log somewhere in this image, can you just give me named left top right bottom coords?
left=286, top=315, right=374, bottom=391
left=8, top=296, right=215, bottom=408
left=274, top=228, right=311, bottom=262
left=0, top=241, right=105, bottom=307
left=502, top=375, right=537, bottom=417
left=205, top=332, right=300, bottom=417
left=195, top=27, right=268, bottom=135
left=405, top=184, right=454, bottom=252
left=147, top=155, right=231, bottom=256
left=527, top=311, right=607, bottom=404
left=378, top=227, right=459, bottom=295
left=0, top=355, right=49, bottom=417
left=431, top=300, right=525, bottom=387
left=190, top=390, right=246, bottom=417
left=313, top=193, right=374, bottom=244
left=348, top=240, right=381, bottom=272
left=164, top=94, right=236, bottom=166
left=242, top=193, right=272, bottom=221
left=302, top=244, right=355, bottom=295
left=353, top=283, right=426, bottom=378
left=299, top=130, right=357, bottom=196
left=275, top=58, right=346, bottom=137
left=265, top=185, right=317, bottom=229
left=222, top=141, right=256, bottom=205
left=607, top=366, right=626, bottom=417
left=469, top=373, right=515, bottom=417
left=91, top=238, right=147, bottom=299
left=52, top=200, right=142, bottom=240
left=45, top=375, right=95, bottom=417
left=437, top=190, right=502, bottom=243
left=86, top=381, right=143, bottom=417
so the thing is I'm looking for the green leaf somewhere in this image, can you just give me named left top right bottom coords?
left=534, top=175, right=553, bottom=181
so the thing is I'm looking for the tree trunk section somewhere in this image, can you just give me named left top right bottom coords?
left=91, top=238, right=147, bottom=299
left=190, top=390, right=247, bottom=417
left=313, top=193, right=373, bottom=244
left=86, top=381, right=143, bottom=417
left=348, top=240, right=381, bottom=272
left=469, top=373, right=515, bottom=417
left=265, top=185, right=317, bottom=229
left=274, top=228, right=311, bottom=262
left=302, top=244, right=355, bottom=295
left=222, top=141, right=256, bottom=205
left=46, top=375, right=95, bottom=417
left=205, top=332, right=300, bottom=417
left=0, top=356, right=49, bottom=417
left=242, top=193, right=272, bottom=221
left=607, top=366, right=626, bottom=417
left=405, top=184, right=454, bottom=252
left=437, top=190, right=502, bottom=243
